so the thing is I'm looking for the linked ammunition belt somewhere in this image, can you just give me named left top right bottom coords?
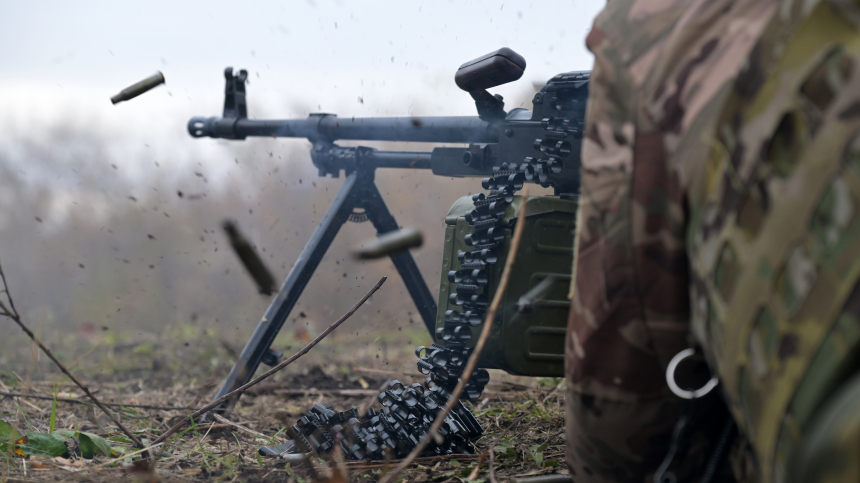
left=416, top=115, right=579, bottom=408
left=276, top=113, right=579, bottom=461
left=284, top=389, right=481, bottom=460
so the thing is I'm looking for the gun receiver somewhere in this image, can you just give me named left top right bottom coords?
left=189, top=50, right=589, bottom=415
left=189, top=65, right=587, bottom=193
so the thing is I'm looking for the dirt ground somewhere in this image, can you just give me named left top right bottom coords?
left=0, top=328, right=569, bottom=482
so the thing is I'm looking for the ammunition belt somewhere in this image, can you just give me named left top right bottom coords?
left=282, top=113, right=579, bottom=460
left=415, top=113, right=578, bottom=407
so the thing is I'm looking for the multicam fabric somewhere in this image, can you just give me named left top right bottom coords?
left=567, top=0, right=860, bottom=481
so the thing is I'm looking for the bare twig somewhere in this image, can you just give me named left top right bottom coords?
left=379, top=187, right=531, bottom=483
left=468, top=449, right=489, bottom=481
left=149, top=276, right=387, bottom=450
left=95, top=443, right=164, bottom=468
left=210, top=413, right=276, bottom=441
left=488, top=448, right=499, bottom=483
left=0, top=260, right=147, bottom=452
left=332, top=444, right=349, bottom=482
left=301, top=451, right=323, bottom=481
left=272, top=388, right=378, bottom=397
left=0, top=391, right=193, bottom=410
left=181, top=421, right=255, bottom=431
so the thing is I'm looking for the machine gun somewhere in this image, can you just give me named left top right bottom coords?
left=189, top=48, right=589, bottom=415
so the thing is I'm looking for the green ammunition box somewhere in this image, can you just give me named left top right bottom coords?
left=436, top=195, right=577, bottom=377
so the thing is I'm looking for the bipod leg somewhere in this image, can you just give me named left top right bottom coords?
left=361, top=181, right=438, bottom=337
left=211, top=172, right=362, bottom=415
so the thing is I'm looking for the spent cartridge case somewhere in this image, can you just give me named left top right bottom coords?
left=354, top=227, right=423, bottom=259
left=223, top=220, right=276, bottom=295
left=110, top=71, right=165, bottom=104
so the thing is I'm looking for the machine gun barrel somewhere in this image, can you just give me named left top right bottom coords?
left=188, top=114, right=497, bottom=144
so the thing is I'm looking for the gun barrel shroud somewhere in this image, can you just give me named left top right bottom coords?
left=188, top=114, right=497, bottom=144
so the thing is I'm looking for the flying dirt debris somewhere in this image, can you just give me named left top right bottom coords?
left=110, top=71, right=165, bottom=105
left=222, top=220, right=276, bottom=296
left=353, top=227, right=423, bottom=260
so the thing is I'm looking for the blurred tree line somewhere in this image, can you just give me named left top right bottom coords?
left=0, top=113, right=489, bottom=355
left=0, top=84, right=544, bottom=373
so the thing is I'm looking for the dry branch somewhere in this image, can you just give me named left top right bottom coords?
left=488, top=448, right=499, bottom=483
left=0, top=259, right=147, bottom=452
left=379, top=187, right=531, bottom=483
left=148, top=276, right=387, bottom=450
left=272, top=388, right=377, bottom=397
left=0, top=391, right=193, bottom=410
left=210, top=413, right=275, bottom=441
left=468, top=450, right=489, bottom=481
left=96, top=443, right=164, bottom=468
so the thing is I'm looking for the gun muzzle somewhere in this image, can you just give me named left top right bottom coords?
left=110, top=72, right=165, bottom=105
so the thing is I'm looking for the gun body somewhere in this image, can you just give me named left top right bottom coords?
left=189, top=70, right=587, bottom=193
left=190, top=63, right=589, bottom=414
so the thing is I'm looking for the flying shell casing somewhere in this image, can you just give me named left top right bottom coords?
left=110, top=71, right=165, bottom=104
left=222, top=220, right=276, bottom=296
left=354, top=227, right=423, bottom=260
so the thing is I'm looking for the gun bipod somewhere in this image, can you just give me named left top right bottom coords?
left=209, top=167, right=438, bottom=416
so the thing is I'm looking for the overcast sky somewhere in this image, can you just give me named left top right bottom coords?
left=0, top=0, right=603, bottom=201
left=0, top=1, right=601, bottom=124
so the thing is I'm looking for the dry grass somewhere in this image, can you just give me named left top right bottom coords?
left=0, top=333, right=568, bottom=482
